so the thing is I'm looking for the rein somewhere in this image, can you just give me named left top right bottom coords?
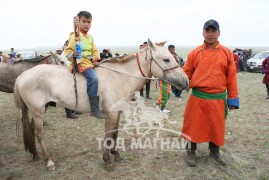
left=97, top=48, right=180, bottom=80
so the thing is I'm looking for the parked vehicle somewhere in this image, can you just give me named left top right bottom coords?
left=246, top=51, right=269, bottom=72
left=17, top=51, right=37, bottom=60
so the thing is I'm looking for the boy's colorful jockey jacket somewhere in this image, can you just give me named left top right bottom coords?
left=64, top=32, right=100, bottom=73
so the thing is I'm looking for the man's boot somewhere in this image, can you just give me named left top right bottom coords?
left=89, top=96, right=106, bottom=119
left=186, top=150, right=196, bottom=166
left=65, top=108, right=78, bottom=119
left=209, top=142, right=226, bottom=165
left=186, top=141, right=197, bottom=166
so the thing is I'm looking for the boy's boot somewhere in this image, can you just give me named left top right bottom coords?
left=89, top=96, right=106, bottom=119
left=65, top=108, right=78, bottom=119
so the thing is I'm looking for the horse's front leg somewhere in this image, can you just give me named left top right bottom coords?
left=111, top=113, right=124, bottom=163
left=103, top=112, right=117, bottom=171
left=33, top=114, right=55, bottom=171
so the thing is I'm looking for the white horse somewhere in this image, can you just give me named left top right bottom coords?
left=13, top=39, right=189, bottom=171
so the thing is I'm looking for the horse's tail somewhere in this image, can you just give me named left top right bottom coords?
left=14, top=81, right=37, bottom=157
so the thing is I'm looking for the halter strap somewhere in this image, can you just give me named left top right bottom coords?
left=148, top=50, right=180, bottom=73
left=136, top=52, right=146, bottom=77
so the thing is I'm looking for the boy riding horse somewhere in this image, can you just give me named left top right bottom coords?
left=64, top=11, right=105, bottom=119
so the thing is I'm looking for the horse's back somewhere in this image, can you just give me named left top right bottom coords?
left=15, top=64, right=89, bottom=111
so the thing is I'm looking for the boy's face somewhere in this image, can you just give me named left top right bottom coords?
left=79, top=16, right=92, bottom=33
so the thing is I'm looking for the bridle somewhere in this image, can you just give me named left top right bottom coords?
left=136, top=48, right=180, bottom=78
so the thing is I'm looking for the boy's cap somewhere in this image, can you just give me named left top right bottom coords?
left=203, top=19, right=219, bottom=30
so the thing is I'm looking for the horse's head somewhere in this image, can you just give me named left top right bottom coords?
left=147, top=39, right=189, bottom=90
left=49, top=52, right=65, bottom=65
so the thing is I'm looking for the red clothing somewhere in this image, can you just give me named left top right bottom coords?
left=233, top=53, right=239, bottom=72
left=262, top=57, right=269, bottom=84
left=182, top=42, right=238, bottom=146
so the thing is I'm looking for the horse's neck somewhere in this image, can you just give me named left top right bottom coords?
left=100, top=50, right=152, bottom=92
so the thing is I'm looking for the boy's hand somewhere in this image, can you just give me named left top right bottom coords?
left=92, top=57, right=101, bottom=66
left=73, top=52, right=79, bottom=58
left=74, top=16, right=80, bottom=27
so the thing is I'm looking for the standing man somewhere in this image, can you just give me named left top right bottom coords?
left=168, top=45, right=183, bottom=101
left=182, top=19, right=239, bottom=166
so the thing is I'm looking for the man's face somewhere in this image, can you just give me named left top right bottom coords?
left=203, top=26, right=220, bottom=45
left=79, top=16, right=92, bottom=33
left=169, top=47, right=175, bottom=54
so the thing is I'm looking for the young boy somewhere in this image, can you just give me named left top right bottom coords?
left=64, top=11, right=105, bottom=119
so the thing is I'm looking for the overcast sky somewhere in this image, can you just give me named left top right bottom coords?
left=1, top=0, right=269, bottom=50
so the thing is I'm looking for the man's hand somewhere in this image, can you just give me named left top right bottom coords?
left=228, top=105, right=236, bottom=110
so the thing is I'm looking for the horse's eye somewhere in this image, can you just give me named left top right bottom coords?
left=163, top=59, right=170, bottom=63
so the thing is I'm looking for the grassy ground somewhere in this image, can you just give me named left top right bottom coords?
left=0, top=72, right=268, bottom=179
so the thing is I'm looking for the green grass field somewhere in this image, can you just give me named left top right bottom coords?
left=0, top=71, right=268, bottom=179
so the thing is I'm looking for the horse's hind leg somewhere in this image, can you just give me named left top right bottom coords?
left=103, top=112, right=118, bottom=171
left=111, top=113, right=124, bottom=162
left=30, top=119, right=40, bottom=160
left=33, top=113, right=55, bottom=171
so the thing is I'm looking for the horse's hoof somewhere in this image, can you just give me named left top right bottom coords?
left=33, top=155, right=40, bottom=161
left=105, top=163, right=115, bottom=171
left=43, top=121, right=49, bottom=126
left=47, top=160, right=55, bottom=171
left=114, top=155, right=124, bottom=163
left=47, top=165, right=55, bottom=171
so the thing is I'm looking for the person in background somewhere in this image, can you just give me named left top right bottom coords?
left=262, top=57, right=269, bottom=99
left=168, top=44, right=183, bottom=101
left=14, top=53, right=23, bottom=62
left=10, top=48, right=16, bottom=58
left=154, top=80, right=171, bottom=113
left=100, top=49, right=112, bottom=59
left=140, top=42, right=151, bottom=99
left=8, top=54, right=15, bottom=63
left=238, top=52, right=244, bottom=71
left=182, top=19, right=239, bottom=166
left=233, top=52, right=239, bottom=73
left=0, top=51, right=3, bottom=62
left=64, top=11, right=105, bottom=119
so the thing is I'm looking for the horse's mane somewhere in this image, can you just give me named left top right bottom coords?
left=101, top=53, right=136, bottom=64
left=100, top=41, right=167, bottom=64
left=13, top=55, right=51, bottom=64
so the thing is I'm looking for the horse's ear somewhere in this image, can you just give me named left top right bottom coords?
left=148, top=38, right=157, bottom=51
left=50, top=51, right=55, bottom=56
left=156, top=41, right=167, bottom=47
